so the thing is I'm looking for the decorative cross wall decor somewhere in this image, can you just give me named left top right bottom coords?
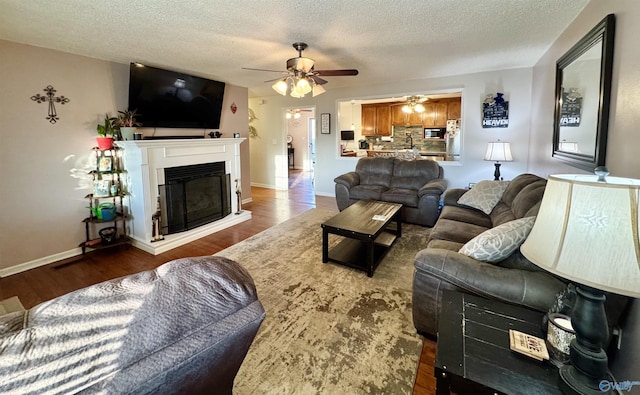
left=31, top=85, right=70, bottom=124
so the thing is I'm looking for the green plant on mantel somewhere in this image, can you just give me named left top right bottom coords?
left=96, top=114, right=118, bottom=137
left=114, top=109, right=142, bottom=128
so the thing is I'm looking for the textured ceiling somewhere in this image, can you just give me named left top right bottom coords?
left=0, top=0, right=589, bottom=97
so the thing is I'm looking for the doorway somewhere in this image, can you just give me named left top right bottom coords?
left=285, top=106, right=316, bottom=192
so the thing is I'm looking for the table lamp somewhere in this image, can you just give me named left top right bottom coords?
left=521, top=172, right=640, bottom=395
left=484, top=141, right=513, bottom=180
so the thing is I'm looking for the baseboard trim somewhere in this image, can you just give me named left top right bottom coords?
left=1, top=206, right=255, bottom=278
left=0, top=248, right=82, bottom=278
left=250, top=182, right=276, bottom=189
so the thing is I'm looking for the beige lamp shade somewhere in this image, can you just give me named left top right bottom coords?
left=521, top=174, right=640, bottom=298
left=484, top=141, right=513, bottom=162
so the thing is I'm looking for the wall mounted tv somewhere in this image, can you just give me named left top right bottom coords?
left=128, top=63, right=226, bottom=129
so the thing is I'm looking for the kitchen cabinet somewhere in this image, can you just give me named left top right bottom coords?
left=447, top=100, right=461, bottom=120
left=423, top=102, right=449, bottom=127
left=391, top=103, right=424, bottom=126
left=362, top=104, right=391, bottom=136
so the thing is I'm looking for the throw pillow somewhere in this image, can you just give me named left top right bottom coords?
left=459, top=216, right=536, bottom=263
left=457, top=180, right=510, bottom=214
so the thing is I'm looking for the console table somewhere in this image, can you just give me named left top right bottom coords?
left=435, top=291, right=561, bottom=395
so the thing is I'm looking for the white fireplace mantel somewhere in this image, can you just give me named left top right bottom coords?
left=117, top=138, right=250, bottom=255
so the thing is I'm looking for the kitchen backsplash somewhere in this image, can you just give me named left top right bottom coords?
left=364, top=126, right=446, bottom=152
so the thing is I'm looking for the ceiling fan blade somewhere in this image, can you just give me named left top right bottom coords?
left=315, top=69, right=359, bottom=76
left=309, top=75, right=328, bottom=85
left=264, top=76, right=287, bottom=83
left=242, top=67, right=286, bottom=73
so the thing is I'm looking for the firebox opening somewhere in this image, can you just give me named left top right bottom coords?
left=159, top=162, right=231, bottom=235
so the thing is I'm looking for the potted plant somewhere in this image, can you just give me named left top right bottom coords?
left=96, top=114, right=117, bottom=149
left=115, top=109, right=142, bottom=141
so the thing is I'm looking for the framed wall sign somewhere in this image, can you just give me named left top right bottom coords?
left=320, top=113, right=331, bottom=134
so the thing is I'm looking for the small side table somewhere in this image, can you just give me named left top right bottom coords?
left=435, top=291, right=562, bottom=395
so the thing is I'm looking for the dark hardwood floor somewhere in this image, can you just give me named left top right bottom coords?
left=0, top=169, right=438, bottom=394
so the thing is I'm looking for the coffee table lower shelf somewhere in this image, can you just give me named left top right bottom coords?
left=325, top=231, right=396, bottom=274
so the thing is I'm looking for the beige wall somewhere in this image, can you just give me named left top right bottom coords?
left=528, top=0, right=640, bottom=377
left=250, top=67, right=534, bottom=193
left=0, top=40, right=249, bottom=273
left=529, top=0, right=640, bottom=179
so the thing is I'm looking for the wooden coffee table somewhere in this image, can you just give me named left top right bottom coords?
left=321, top=200, right=402, bottom=277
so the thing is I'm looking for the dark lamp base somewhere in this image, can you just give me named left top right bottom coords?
left=559, top=286, right=611, bottom=395
left=493, top=162, right=501, bottom=181
left=560, top=365, right=611, bottom=395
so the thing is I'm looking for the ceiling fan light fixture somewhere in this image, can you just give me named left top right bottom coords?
left=290, top=86, right=304, bottom=98
left=295, top=77, right=312, bottom=95
left=402, top=105, right=412, bottom=114
left=272, top=79, right=288, bottom=96
left=414, top=103, right=425, bottom=113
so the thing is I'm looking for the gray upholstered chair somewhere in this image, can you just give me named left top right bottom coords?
left=0, top=256, right=265, bottom=395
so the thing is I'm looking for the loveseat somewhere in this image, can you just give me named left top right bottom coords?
left=334, top=157, right=447, bottom=227
left=0, top=256, right=265, bottom=394
left=411, top=174, right=568, bottom=337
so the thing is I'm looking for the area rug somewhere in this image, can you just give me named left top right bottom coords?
left=214, top=208, right=430, bottom=394
left=0, top=297, right=24, bottom=316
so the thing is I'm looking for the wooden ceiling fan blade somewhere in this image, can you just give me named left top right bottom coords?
left=309, top=75, right=328, bottom=85
left=315, top=69, right=359, bottom=76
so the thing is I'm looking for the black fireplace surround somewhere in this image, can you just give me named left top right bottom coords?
left=160, top=162, right=231, bottom=235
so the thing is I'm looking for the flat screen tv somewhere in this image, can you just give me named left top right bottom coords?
left=340, top=130, right=355, bottom=140
left=128, top=63, right=225, bottom=129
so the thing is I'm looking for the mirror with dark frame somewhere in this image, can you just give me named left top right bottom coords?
left=552, top=14, right=615, bottom=172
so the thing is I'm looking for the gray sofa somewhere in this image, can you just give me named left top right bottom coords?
left=334, top=157, right=447, bottom=227
left=0, top=256, right=265, bottom=395
left=412, top=174, right=567, bottom=337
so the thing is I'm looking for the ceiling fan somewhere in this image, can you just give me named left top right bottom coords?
left=243, top=42, right=359, bottom=98
left=402, top=95, right=428, bottom=113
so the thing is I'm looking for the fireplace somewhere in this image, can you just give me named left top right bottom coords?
left=160, top=162, right=231, bottom=235
left=116, top=138, right=250, bottom=255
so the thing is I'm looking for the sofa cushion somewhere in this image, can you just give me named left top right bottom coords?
left=510, top=182, right=546, bottom=218
left=355, top=157, right=394, bottom=187
left=459, top=216, right=536, bottom=263
left=391, top=159, right=441, bottom=190
left=490, top=201, right=517, bottom=227
left=350, top=184, right=388, bottom=201
left=429, top=218, right=491, bottom=245
left=381, top=188, right=419, bottom=207
left=426, top=238, right=464, bottom=252
left=501, top=174, right=546, bottom=207
left=438, top=205, right=493, bottom=228
left=457, top=180, right=510, bottom=214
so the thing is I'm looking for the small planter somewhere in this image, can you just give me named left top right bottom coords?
left=99, top=202, right=116, bottom=221
left=120, top=127, right=137, bottom=141
left=96, top=137, right=114, bottom=150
